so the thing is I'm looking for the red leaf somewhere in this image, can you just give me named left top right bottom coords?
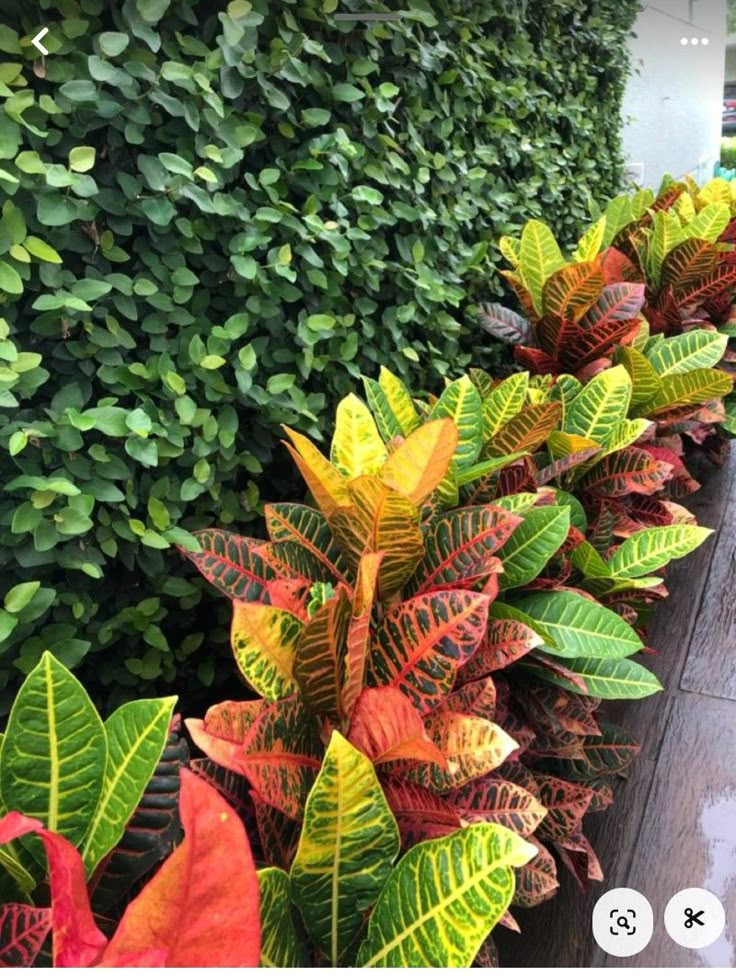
left=512, top=838, right=559, bottom=908
left=533, top=773, right=595, bottom=843
left=458, top=618, right=544, bottom=681
left=180, top=529, right=273, bottom=601
left=342, top=551, right=382, bottom=720
left=513, top=344, right=560, bottom=375
left=578, top=447, right=673, bottom=497
left=0, top=811, right=44, bottom=843
left=441, top=676, right=497, bottom=719
left=186, top=698, right=322, bottom=821
left=381, top=780, right=461, bottom=848
left=599, top=246, right=640, bottom=284
left=349, top=687, right=446, bottom=766
left=105, top=769, right=260, bottom=967
left=446, top=774, right=547, bottom=837
left=0, top=905, right=52, bottom=968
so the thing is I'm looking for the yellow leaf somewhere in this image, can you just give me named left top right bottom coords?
left=380, top=418, right=458, bottom=505
left=282, top=426, right=349, bottom=518
left=330, top=393, right=387, bottom=479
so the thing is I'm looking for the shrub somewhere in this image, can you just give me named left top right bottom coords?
left=180, top=370, right=712, bottom=962
left=0, top=0, right=639, bottom=710
left=479, top=187, right=736, bottom=478
left=720, top=137, right=736, bottom=171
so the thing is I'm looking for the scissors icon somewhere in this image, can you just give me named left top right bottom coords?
left=684, top=908, right=705, bottom=928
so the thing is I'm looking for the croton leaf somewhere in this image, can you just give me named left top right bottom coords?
left=524, top=653, right=662, bottom=699
left=646, top=330, right=728, bottom=376
left=518, top=219, right=567, bottom=314
left=293, top=586, right=351, bottom=721
left=511, top=838, right=559, bottom=908
left=673, top=265, right=736, bottom=309
left=376, top=365, right=421, bottom=435
left=80, top=696, right=176, bottom=876
left=532, top=773, right=594, bottom=842
left=330, top=393, right=388, bottom=479
left=408, top=504, right=521, bottom=596
left=513, top=590, right=642, bottom=658
left=186, top=698, right=323, bottom=820
left=258, top=867, right=309, bottom=968
left=572, top=216, right=606, bottom=263
left=660, top=236, right=718, bottom=292
left=369, top=591, right=490, bottom=713
left=541, top=260, right=604, bottom=321
left=349, top=687, right=446, bottom=766
left=329, top=475, right=423, bottom=597
left=406, top=711, right=517, bottom=792
left=429, top=375, right=484, bottom=467
left=607, top=524, right=712, bottom=578
left=539, top=724, right=640, bottom=780
left=560, top=316, right=638, bottom=371
left=578, top=281, right=645, bottom=329
left=577, top=446, right=673, bottom=496
left=481, top=371, right=529, bottom=438
left=290, top=733, right=400, bottom=965
left=563, top=364, right=632, bottom=443
left=381, top=780, right=462, bottom=848
left=0, top=652, right=106, bottom=856
left=342, top=552, right=382, bottom=720
left=355, top=823, right=536, bottom=967
left=490, top=402, right=561, bottom=454
left=104, top=768, right=261, bottom=967
left=496, top=506, right=570, bottom=590
left=264, top=503, right=350, bottom=585
left=446, top=774, right=547, bottom=837
left=458, top=617, right=544, bottom=680
left=617, top=345, right=663, bottom=407
left=644, top=367, right=733, bottom=416
left=183, top=529, right=273, bottom=600
left=252, top=791, right=300, bottom=872
left=282, top=425, right=349, bottom=519
left=231, top=602, right=303, bottom=700
left=364, top=376, right=405, bottom=441
left=479, top=302, right=535, bottom=345
left=379, top=418, right=458, bottom=506
left=0, top=904, right=51, bottom=968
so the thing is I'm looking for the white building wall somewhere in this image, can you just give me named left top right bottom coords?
left=622, top=0, right=727, bottom=187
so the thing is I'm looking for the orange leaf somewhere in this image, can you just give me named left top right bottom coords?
left=342, top=551, right=382, bottom=719
left=349, top=687, right=446, bottom=766
left=105, top=768, right=260, bottom=966
left=380, top=418, right=458, bottom=505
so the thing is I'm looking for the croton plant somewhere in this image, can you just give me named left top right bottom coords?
left=481, top=176, right=736, bottom=467
left=180, top=365, right=715, bottom=965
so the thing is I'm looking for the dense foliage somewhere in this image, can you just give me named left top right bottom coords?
left=0, top=0, right=639, bottom=711
left=178, top=356, right=723, bottom=964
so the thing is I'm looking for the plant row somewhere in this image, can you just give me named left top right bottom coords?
left=1, top=317, right=731, bottom=963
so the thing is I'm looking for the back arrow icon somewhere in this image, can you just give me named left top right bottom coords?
left=32, top=28, right=49, bottom=56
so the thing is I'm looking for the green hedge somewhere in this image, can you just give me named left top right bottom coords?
left=0, top=0, right=638, bottom=712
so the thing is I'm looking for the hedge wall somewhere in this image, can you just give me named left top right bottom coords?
left=0, top=0, right=639, bottom=712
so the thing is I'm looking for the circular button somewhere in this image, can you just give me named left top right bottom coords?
left=664, top=888, right=725, bottom=949
left=592, top=887, right=654, bottom=957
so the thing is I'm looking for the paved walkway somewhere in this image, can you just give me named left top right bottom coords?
left=497, top=455, right=736, bottom=968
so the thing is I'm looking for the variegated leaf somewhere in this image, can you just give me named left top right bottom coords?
left=408, top=505, right=521, bottom=596
left=231, top=602, right=303, bottom=700
left=364, top=377, right=404, bottom=441
left=607, top=524, right=712, bottom=578
left=644, top=368, right=732, bottom=416
left=523, top=654, right=662, bottom=700
left=577, top=447, right=673, bottom=496
left=496, top=505, right=570, bottom=590
left=481, top=372, right=529, bottom=439
left=355, top=823, right=535, bottom=967
left=660, top=236, right=718, bottom=292
left=457, top=617, right=544, bottom=680
left=563, top=365, right=632, bottom=443
left=348, top=687, right=446, bottom=766
left=572, top=216, right=606, bottom=262
left=329, top=475, right=423, bottom=598
left=258, top=868, right=309, bottom=967
left=265, top=503, right=351, bottom=584
left=616, top=345, right=663, bottom=407
left=377, top=366, right=421, bottom=435
left=186, top=698, right=323, bottom=820
left=330, top=393, right=388, bottom=479
left=183, top=529, right=273, bottom=601
left=282, top=425, right=349, bottom=519
left=370, top=591, right=490, bottom=713
left=541, top=261, right=604, bottom=321
left=381, top=780, right=462, bottom=848
left=380, top=419, right=458, bottom=506
left=290, top=733, right=399, bottom=965
left=512, top=838, right=559, bottom=908
left=342, top=552, right=382, bottom=720
left=406, top=711, right=517, bottom=792
left=646, top=330, right=728, bottom=376
left=429, top=375, right=483, bottom=468
left=578, top=283, right=646, bottom=332
left=446, top=775, right=547, bottom=837
left=490, top=402, right=561, bottom=454
left=293, top=586, right=351, bottom=721
left=479, top=303, right=534, bottom=345
left=518, top=219, right=567, bottom=314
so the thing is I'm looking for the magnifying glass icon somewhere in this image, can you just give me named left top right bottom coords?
left=617, top=915, right=631, bottom=932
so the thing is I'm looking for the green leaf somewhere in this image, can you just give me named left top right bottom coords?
left=607, top=525, right=713, bottom=579
left=332, top=83, right=364, bottom=102
left=518, top=219, right=566, bottom=314
left=23, top=236, right=62, bottom=263
left=646, top=331, right=728, bottom=376
left=69, top=146, right=96, bottom=172
left=98, top=31, right=130, bottom=56
left=0, top=652, right=106, bottom=851
left=4, top=581, right=40, bottom=613
left=514, top=591, right=643, bottom=658
left=496, top=506, right=570, bottom=590
left=258, top=868, right=309, bottom=967
left=80, top=696, right=176, bottom=875
left=356, top=823, right=536, bottom=967
left=481, top=372, right=529, bottom=439
left=527, top=654, right=663, bottom=699
left=429, top=375, right=483, bottom=468
left=290, top=732, right=400, bottom=964
left=0, top=260, right=23, bottom=295
left=563, top=365, right=632, bottom=442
